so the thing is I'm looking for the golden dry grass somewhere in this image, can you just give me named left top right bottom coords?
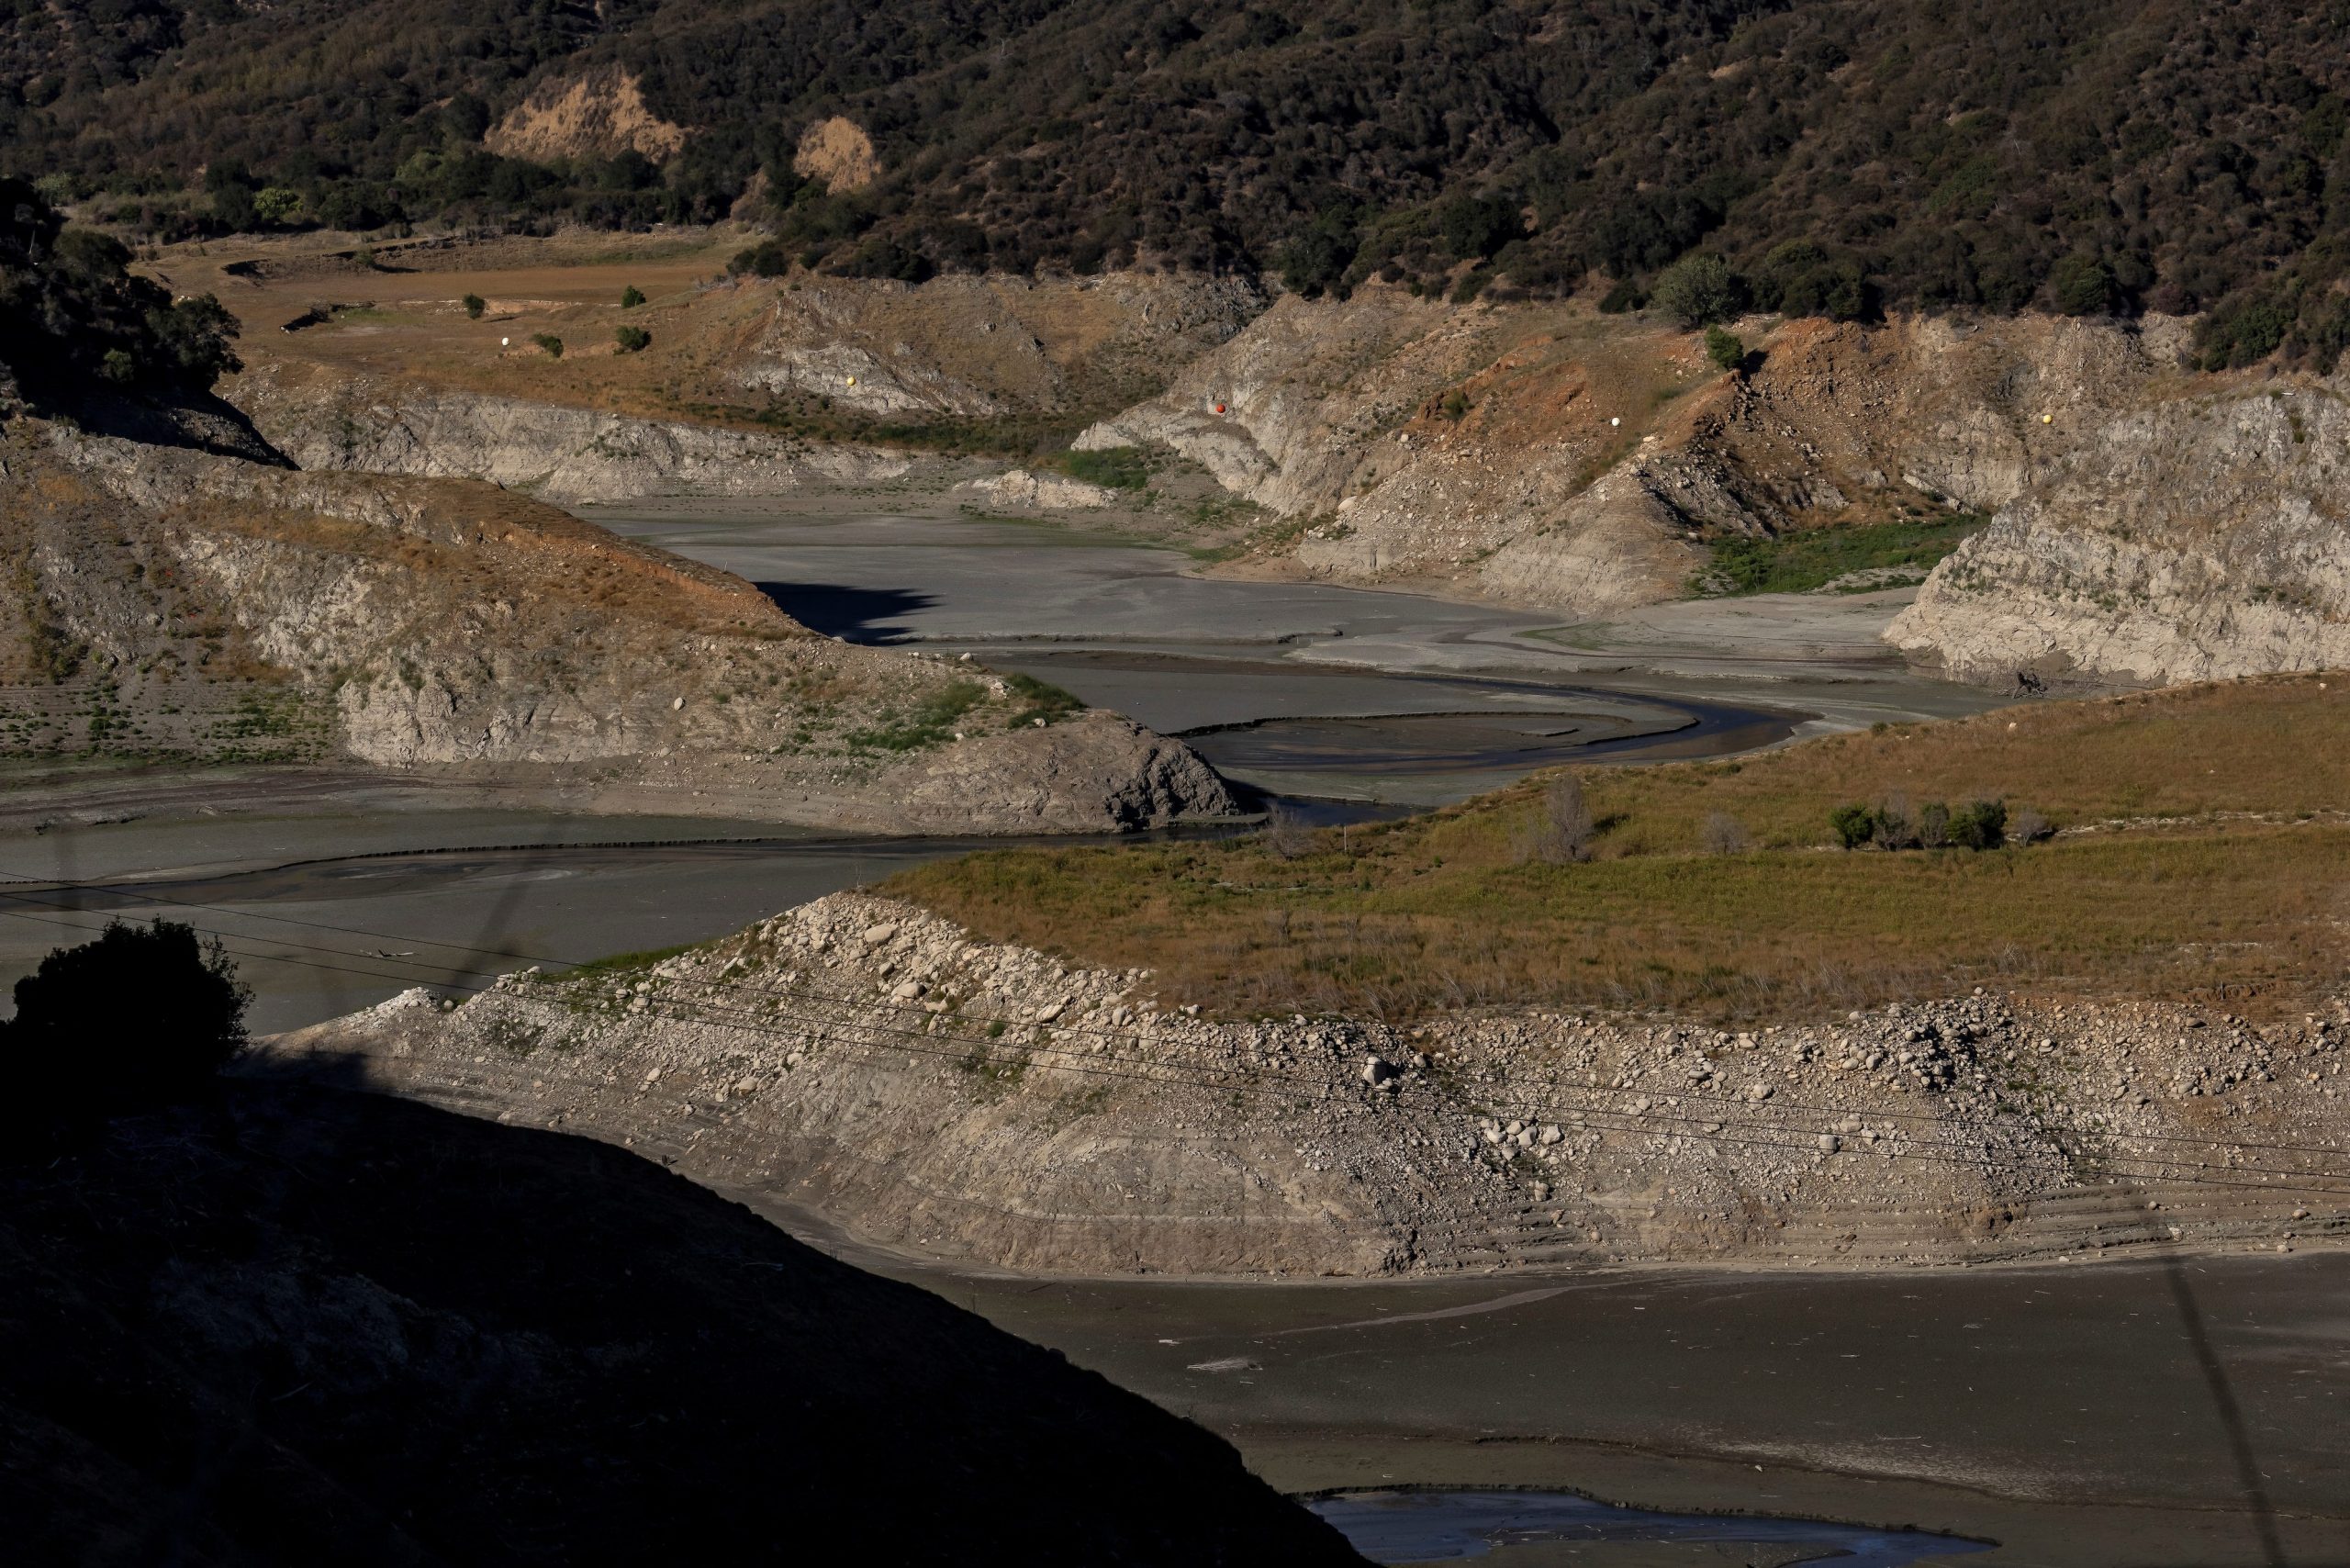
left=889, top=676, right=2350, bottom=1023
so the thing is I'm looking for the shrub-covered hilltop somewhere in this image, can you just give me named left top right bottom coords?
left=12, top=1, right=2350, bottom=362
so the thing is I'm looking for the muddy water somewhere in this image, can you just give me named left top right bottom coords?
left=586, top=505, right=1997, bottom=804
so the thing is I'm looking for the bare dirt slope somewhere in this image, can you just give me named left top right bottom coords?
left=1, top=420, right=1231, bottom=832
left=265, top=890, right=2349, bottom=1280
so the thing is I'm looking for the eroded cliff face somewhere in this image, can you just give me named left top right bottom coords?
left=264, top=891, right=2348, bottom=1279
left=727, top=271, right=1264, bottom=420
left=224, top=268, right=1265, bottom=504
left=1, top=422, right=1233, bottom=832
left=233, top=364, right=917, bottom=506
left=1086, top=296, right=2350, bottom=686
left=1889, top=383, right=2350, bottom=689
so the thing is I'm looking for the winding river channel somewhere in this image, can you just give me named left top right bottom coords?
left=6, top=505, right=2342, bottom=1563
left=0, top=504, right=1993, bottom=1033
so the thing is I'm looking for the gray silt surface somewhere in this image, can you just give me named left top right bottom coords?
left=784, top=1218, right=2350, bottom=1568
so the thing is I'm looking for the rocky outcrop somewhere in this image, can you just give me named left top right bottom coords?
left=265, top=891, right=2349, bottom=1279
left=232, top=364, right=914, bottom=505
left=728, top=271, right=1264, bottom=420
left=1888, top=382, right=2350, bottom=689
left=1082, top=296, right=2299, bottom=638
left=963, top=467, right=1115, bottom=509
left=5, top=422, right=1235, bottom=833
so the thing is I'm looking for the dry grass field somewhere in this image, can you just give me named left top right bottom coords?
left=890, top=676, right=2350, bottom=1023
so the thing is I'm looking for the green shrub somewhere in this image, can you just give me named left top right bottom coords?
left=1438, top=388, right=1470, bottom=420
left=462, top=293, right=486, bottom=319
left=621, top=284, right=646, bottom=308
left=1830, top=803, right=1874, bottom=849
left=1057, top=446, right=1150, bottom=490
left=532, top=332, right=564, bottom=358
left=1651, top=252, right=1740, bottom=329
left=1948, top=799, right=2008, bottom=849
left=1005, top=672, right=1083, bottom=726
left=1703, top=325, right=1745, bottom=371
left=614, top=325, right=650, bottom=353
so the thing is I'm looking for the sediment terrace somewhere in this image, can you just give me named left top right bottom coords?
left=267, top=890, right=2347, bottom=1279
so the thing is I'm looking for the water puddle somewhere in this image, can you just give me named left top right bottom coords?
left=1311, top=1489, right=1993, bottom=1565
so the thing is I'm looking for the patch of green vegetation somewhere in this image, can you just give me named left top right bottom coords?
left=1691, top=513, right=1985, bottom=598
left=846, top=679, right=988, bottom=752
left=482, top=1014, right=547, bottom=1057
left=1052, top=445, right=1152, bottom=490
left=555, top=944, right=694, bottom=982
left=679, top=397, right=1091, bottom=461
left=1005, top=672, right=1083, bottom=727
left=1187, top=510, right=1314, bottom=565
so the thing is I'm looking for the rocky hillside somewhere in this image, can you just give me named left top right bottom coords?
left=214, top=263, right=1262, bottom=504
left=0, top=1079, right=1363, bottom=1564
left=1, top=420, right=1231, bottom=831
left=265, top=890, right=2348, bottom=1280
left=1088, top=290, right=2350, bottom=683
left=1888, top=387, right=2350, bottom=689
left=232, top=362, right=919, bottom=509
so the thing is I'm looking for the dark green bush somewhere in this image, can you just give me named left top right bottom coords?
left=1704, top=325, right=1746, bottom=371
left=462, top=293, right=486, bottom=319
left=1651, top=253, right=1741, bottom=329
left=614, top=325, right=651, bottom=353
left=1832, top=798, right=2007, bottom=850
left=1948, top=799, right=2008, bottom=849
left=621, top=284, right=646, bottom=308
left=1830, top=803, right=1875, bottom=849
left=2, top=919, right=249, bottom=1148
left=532, top=332, right=564, bottom=359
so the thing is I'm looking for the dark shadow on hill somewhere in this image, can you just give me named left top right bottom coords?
left=754, top=580, right=938, bottom=642
left=51, top=386, right=293, bottom=466
left=0, top=1079, right=1365, bottom=1567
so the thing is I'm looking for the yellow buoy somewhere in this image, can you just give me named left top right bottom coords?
left=2041, top=413, right=2053, bottom=424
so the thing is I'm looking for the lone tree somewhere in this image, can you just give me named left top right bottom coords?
left=3, top=919, right=249, bottom=1146
left=1651, top=252, right=1740, bottom=329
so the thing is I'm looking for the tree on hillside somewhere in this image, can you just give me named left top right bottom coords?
left=1651, top=252, right=1741, bottom=328
left=0, top=182, right=241, bottom=404
left=2, top=919, right=250, bottom=1149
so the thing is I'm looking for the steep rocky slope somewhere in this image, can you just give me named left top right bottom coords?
left=1, top=1080, right=1363, bottom=1565
left=0, top=420, right=1231, bottom=831
left=1888, top=386, right=2350, bottom=688
left=266, top=890, right=2348, bottom=1280
left=215, top=261, right=1263, bottom=504
left=1091, top=290, right=2350, bottom=684
left=233, top=362, right=917, bottom=508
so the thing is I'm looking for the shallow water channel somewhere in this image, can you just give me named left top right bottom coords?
left=2, top=507, right=1987, bottom=1030
left=1311, top=1487, right=1991, bottom=1564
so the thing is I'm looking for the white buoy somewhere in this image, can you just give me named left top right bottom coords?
left=500, top=336, right=509, bottom=347
left=1609, top=416, right=1620, bottom=428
